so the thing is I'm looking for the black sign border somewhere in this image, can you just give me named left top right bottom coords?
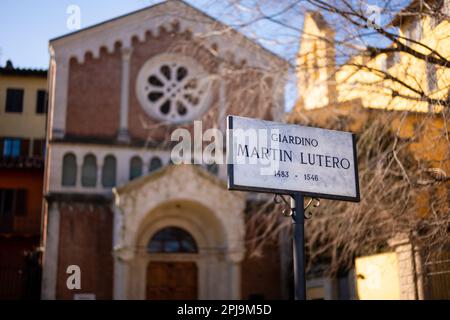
left=227, top=115, right=360, bottom=202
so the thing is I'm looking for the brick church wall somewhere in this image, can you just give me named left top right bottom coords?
left=66, top=49, right=121, bottom=138
left=65, top=28, right=275, bottom=144
left=241, top=241, right=283, bottom=300
left=56, top=204, right=113, bottom=299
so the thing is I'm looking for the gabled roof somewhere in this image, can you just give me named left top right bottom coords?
left=0, top=60, right=47, bottom=77
left=306, top=10, right=332, bottom=31
left=114, top=163, right=227, bottom=195
left=390, top=0, right=440, bottom=27
left=50, top=0, right=288, bottom=68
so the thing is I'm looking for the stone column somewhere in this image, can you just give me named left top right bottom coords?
left=228, top=251, right=244, bottom=300
left=229, top=261, right=241, bottom=300
left=117, top=47, right=132, bottom=143
left=77, top=155, right=82, bottom=188
left=112, top=204, right=126, bottom=299
left=97, top=157, right=104, bottom=190
left=41, top=201, right=61, bottom=300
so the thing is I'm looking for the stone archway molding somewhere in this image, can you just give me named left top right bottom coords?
left=112, top=164, right=246, bottom=299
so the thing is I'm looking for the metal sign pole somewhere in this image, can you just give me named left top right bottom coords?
left=291, top=193, right=306, bottom=300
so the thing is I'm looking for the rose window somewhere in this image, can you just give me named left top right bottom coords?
left=136, top=54, right=211, bottom=123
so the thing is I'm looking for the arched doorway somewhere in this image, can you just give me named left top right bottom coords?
left=145, top=227, right=198, bottom=300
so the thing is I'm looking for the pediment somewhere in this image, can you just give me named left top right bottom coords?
left=115, top=164, right=230, bottom=196
left=50, top=0, right=287, bottom=70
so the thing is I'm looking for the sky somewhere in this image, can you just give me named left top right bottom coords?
left=0, top=0, right=402, bottom=110
left=0, top=0, right=163, bottom=69
left=0, top=0, right=301, bottom=109
left=0, top=0, right=302, bottom=68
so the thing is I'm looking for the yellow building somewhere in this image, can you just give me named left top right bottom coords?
left=0, top=60, right=47, bottom=299
left=0, top=60, right=47, bottom=145
left=292, top=1, right=450, bottom=300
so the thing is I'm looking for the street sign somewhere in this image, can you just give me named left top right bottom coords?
left=226, top=115, right=361, bottom=301
left=227, top=115, right=360, bottom=202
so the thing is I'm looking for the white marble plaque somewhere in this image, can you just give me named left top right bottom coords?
left=227, top=115, right=360, bottom=201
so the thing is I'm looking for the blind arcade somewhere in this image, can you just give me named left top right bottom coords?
left=226, top=115, right=360, bottom=300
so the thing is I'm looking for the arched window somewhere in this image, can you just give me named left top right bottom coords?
left=149, top=156, right=163, bottom=173
left=62, top=153, right=77, bottom=186
left=81, top=154, right=97, bottom=187
left=129, top=156, right=143, bottom=180
left=148, top=227, right=198, bottom=253
left=102, top=155, right=116, bottom=187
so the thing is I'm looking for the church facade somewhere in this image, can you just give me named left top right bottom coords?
left=41, top=0, right=289, bottom=300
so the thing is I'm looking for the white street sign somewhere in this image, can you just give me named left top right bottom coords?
left=227, top=115, right=360, bottom=201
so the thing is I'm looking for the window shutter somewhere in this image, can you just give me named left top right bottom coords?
left=14, top=189, right=27, bottom=216
left=33, top=139, right=44, bottom=157
left=36, top=90, right=47, bottom=114
left=20, top=139, right=29, bottom=158
left=5, top=89, right=24, bottom=113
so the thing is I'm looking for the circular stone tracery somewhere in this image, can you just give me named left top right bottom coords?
left=136, top=54, right=211, bottom=123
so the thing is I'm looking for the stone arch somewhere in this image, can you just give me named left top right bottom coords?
left=128, top=199, right=229, bottom=300
left=135, top=200, right=226, bottom=254
left=112, top=165, right=246, bottom=299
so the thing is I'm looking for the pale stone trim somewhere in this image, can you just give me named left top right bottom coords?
left=50, top=54, right=69, bottom=139
left=389, top=234, right=424, bottom=300
left=47, top=1, right=288, bottom=146
left=118, top=47, right=132, bottom=142
left=112, top=165, right=246, bottom=299
left=47, top=143, right=171, bottom=194
left=41, top=202, right=61, bottom=300
left=49, top=1, right=287, bottom=70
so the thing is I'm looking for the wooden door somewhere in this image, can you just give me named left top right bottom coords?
left=146, top=261, right=198, bottom=300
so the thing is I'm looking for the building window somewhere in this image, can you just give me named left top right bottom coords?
left=136, top=53, right=212, bottom=123
left=102, top=155, right=117, bottom=187
left=404, top=20, right=422, bottom=45
left=0, top=189, right=27, bottom=217
left=36, top=90, right=47, bottom=114
left=149, top=156, right=163, bottom=173
left=62, top=153, right=77, bottom=186
left=2, top=138, right=21, bottom=158
left=32, top=139, right=46, bottom=158
left=0, top=189, right=14, bottom=220
left=148, top=227, right=198, bottom=253
left=0, top=189, right=27, bottom=232
left=426, top=62, right=437, bottom=92
left=385, top=52, right=398, bottom=70
left=82, top=154, right=97, bottom=187
left=5, top=88, right=24, bottom=113
left=129, top=156, right=143, bottom=180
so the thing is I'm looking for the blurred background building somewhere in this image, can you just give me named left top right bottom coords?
left=0, top=60, right=47, bottom=299
left=41, top=0, right=288, bottom=300
left=291, top=1, right=450, bottom=300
